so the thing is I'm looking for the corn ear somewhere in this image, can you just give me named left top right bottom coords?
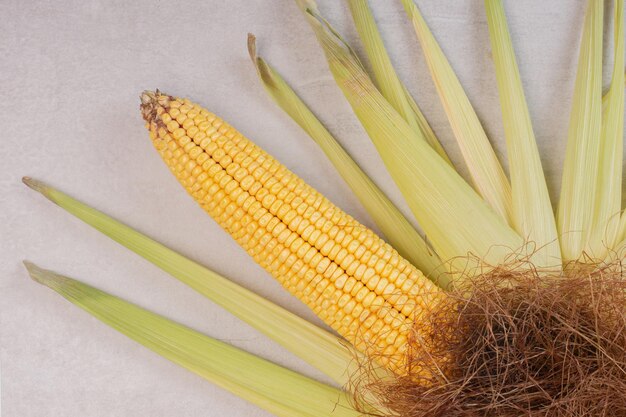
left=248, top=34, right=447, bottom=285
left=142, top=91, right=445, bottom=372
left=25, top=262, right=362, bottom=417
left=557, top=0, right=604, bottom=261
left=485, top=0, right=561, bottom=268
left=400, top=0, right=513, bottom=224
left=588, top=0, right=624, bottom=256
left=22, top=177, right=361, bottom=386
left=346, top=0, right=452, bottom=165
left=294, top=5, right=523, bottom=273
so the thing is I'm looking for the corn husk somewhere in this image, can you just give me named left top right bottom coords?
left=25, top=262, right=361, bottom=417
left=400, top=0, right=513, bottom=224
left=346, top=0, right=451, bottom=165
left=557, top=0, right=604, bottom=261
left=588, top=0, right=624, bottom=257
left=485, top=0, right=561, bottom=269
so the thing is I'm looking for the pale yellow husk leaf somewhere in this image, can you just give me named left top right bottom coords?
left=557, top=0, right=604, bottom=261
left=293, top=4, right=523, bottom=276
left=346, top=0, right=452, bottom=165
left=485, top=0, right=561, bottom=269
left=400, top=0, right=513, bottom=224
left=588, top=0, right=624, bottom=258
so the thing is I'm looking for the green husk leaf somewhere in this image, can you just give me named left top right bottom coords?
left=24, top=262, right=361, bottom=417
left=292, top=4, right=523, bottom=275
left=346, top=0, right=452, bottom=165
left=589, top=0, right=624, bottom=256
left=485, top=0, right=561, bottom=268
left=400, top=0, right=513, bottom=224
left=557, top=0, right=604, bottom=261
left=22, top=177, right=360, bottom=386
left=247, top=34, right=448, bottom=286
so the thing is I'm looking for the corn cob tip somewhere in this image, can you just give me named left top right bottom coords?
left=140, top=90, right=172, bottom=126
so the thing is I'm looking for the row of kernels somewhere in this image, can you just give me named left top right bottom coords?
left=192, top=154, right=364, bottom=304
left=190, top=158, right=407, bottom=357
left=154, top=107, right=421, bottom=328
left=316, top=284, right=409, bottom=341
left=216, top=135, right=368, bottom=232
left=249, top=223, right=410, bottom=342
left=223, top=155, right=379, bottom=262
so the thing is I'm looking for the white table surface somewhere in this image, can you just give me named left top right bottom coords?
left=1, top=0, right=618, bottom=415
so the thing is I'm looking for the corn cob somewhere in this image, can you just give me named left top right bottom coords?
left=140, top=90, right=444, bottom=368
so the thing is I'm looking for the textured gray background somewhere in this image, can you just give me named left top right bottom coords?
left=1, top=0, right=621, bottom=416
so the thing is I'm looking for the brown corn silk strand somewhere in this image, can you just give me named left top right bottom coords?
left=353, top=257, right=626, bottom=417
